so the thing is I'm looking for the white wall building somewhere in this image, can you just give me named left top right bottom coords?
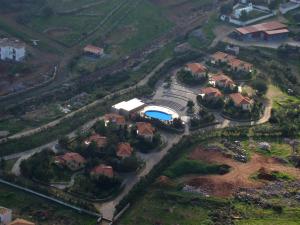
left=112, top=98, right=146, bottom=115
left=0, top=206, right=12, bottom=225
left=234, top=3, right=253, bottom=18
left=0, top=38, right=26, bottom=62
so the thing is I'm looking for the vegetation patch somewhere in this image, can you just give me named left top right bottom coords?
left=163, top=157, right=230, bottom=178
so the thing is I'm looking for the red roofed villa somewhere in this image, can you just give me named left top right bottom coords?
left=55, top=152, right=86, bottom=171
left=84, top=134, right=107, bottom=148
left=136, top=122, right=155, bottom=142
left=117, top=142, right=133, bottom=158
left=184, top=63, right=207, bottom=77
left=210, top=73, right=235, bottom=88
left=229, top=93, right=252, bottom=111
left=83, top=45, right=104, bottom=57
left=199, top=87, right=223, bottom=99
left=210, top=51, right=236, bottom=64
left=90, top=164, right=114, bottom=178
left=9, top=219, right=35, bottom=225
left=104, top=113, right=126, bottom=127
left=228, top=58, right=253, bottom=73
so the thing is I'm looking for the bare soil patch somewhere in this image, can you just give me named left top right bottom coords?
left=183, top=147, right=300, bottom=197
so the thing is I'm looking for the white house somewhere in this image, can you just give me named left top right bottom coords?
left=0, top=206, right=12, bottom=225
left=0, top=38, right=26, bottom=62
left=233, top=3, right=253, bottom=18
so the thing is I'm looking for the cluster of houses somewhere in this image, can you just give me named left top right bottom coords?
left=210, top=51, right=253, bottom=73
left=184, top=51, right=254, bottom=111
left=0, top=38, right=26, bottom=62
left=54, top=113, right=156, bottom=178
left=0, top=206, right=35, bottom=225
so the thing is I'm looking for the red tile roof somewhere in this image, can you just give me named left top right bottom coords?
left=211, top=51, right=236, bottom=62
left=186, top=63, right=207, bottom=74
left=264, top=29, right=289, bottom=35
left=9, top=219, right=35, bottom=225
left=90, top=164, right=114, bottom=178
left=117, top=142, right=133, bottom=158
left=56, top=152, right=86, bottom=165
left=228, top=58, right=253, bottom=71
left=200, top=87, right=223, bottom=97
left=104, top=113, right=126, bottom=125
left=85, top=134, right=107, bottom=148
left=83, top=45, right=104, bottom=55
left=136, top=122, right=155, bottom=136
left=236, top=21, right=287, bottom=35
left=230, top=93, right=251, bottom=106
left=211, top=73, right=234, bottom=86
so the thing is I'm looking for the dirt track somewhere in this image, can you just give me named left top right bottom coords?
left=184, top=147, right=300, bottom=197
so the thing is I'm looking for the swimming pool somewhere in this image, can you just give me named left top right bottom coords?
left=145, top=110, right=172, bottom=121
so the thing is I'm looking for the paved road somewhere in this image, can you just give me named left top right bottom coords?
left=94, top=131, right=183, bottom=220
left=0, top=58, right=171, bottom=144
left=5, top=58, right=171, bottom=176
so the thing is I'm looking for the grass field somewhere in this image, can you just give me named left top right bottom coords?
left=28, top=0, right=123, bottom=46
left=0, top=184, right=96, bottom=225
left=235, top=202, right=300, bottom=225
left=118, top=189, right=222, bottom=225
left=241, top=139, right=293, bottom=159
left=26, top=0, right=173, bottom=49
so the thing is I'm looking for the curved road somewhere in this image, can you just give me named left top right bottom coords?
left=0, top=58, right=171, bottom=144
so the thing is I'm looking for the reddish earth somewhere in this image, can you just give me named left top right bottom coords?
left=183, top=147, right=300, bottom=197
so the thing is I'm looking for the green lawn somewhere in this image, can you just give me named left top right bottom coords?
left=235, top=203, right=300, bottom=225
left=0, top=184, right=96, bottom=225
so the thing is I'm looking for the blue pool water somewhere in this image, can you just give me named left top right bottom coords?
left=145, top=110, right=172, bottom=121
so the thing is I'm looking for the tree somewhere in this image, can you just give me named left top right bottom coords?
left=119, top=156, right=140, bottom=172
left=94, top=120, right=106, bottom=135
left=42, top=6, right=53, bottom=17
left=20, top=150, right=54, bottom=183
left=252, top=79, right=268, bottom=95
left=240, top=10, right=248, bottom=21
left=58, top=136, right=70, bottom=149
left=187, top=100, right=195, bottom=113
left=220, top=3, right=233, bottom=15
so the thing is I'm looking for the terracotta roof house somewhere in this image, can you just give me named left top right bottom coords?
left=228, top=58, right=253, bottom=73
left=116, top=142, right=133, bottom=158
left=84, top=134, right=107, bottom=148
left=210, top=73, right=235, bottom=88
left=0, top=206, right=12, bottom=224
left=9, top=219, right=35, bottom=225
left=199, top=87, right=223, bottom=98
left=184, top=63, right=207, bottom=77
left=90, top=164, right=114, bottom=178
left=136, top=122, right=155, bottom=142
left=210, top=51, right=236, bottom=64
left=104, top=113, right=126, bottom=127
left=55, top=152, right=86, bottom=171
left=229, top=93, right=252, bottom=110
left=83, top=45, right=104, bottom=57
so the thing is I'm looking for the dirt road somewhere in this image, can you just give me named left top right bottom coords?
left=185, top=148, right=300, bottom=197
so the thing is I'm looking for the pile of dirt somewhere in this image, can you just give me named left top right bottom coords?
left=257, top=167, right=277, bottom=181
